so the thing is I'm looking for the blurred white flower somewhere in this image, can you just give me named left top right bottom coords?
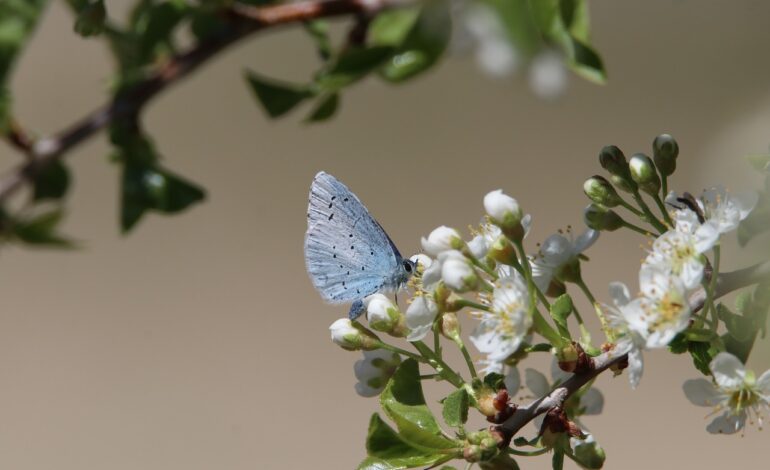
left=699, top=186, right=758, bottom=234
left=354, top=349, right=401, bottom=397
left=470, top=272, right=531, bottom=364
left=405, top=294, right=439, bottom=341
left=683, top=352, right=770, bottom=434
left=603, top=282, right=647, bottom=388
left=531, top=227, right=598, bottom=292
left=440, top=250, right=478, bottom=291
left=421, top=226, right=462, bottom=257
left=638, top=268, right=691, bottom=348
left=529, top=50, right=568, bottom=100
left=461, top=3, right=519, bottom=77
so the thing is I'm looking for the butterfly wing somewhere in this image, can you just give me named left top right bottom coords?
left=304, top=172, right=401, bottom=303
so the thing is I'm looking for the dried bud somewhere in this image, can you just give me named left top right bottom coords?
left=583, top=175, right=623, bottom=207
left=439, top=312, right=461, bottom=341
left=584, top=204, right=624, bottom=231
left=477, top=387, right=499, bottom=417
left=629, top=153, right=661, bottom=195
left=652, top=133, right=679, bottom=177
left=557, top=342, right=594, bottom=374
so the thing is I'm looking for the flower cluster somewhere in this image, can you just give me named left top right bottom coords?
left=318, top=134, right=767, bottom=469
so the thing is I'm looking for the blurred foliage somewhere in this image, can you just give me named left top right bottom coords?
left=0, top=0, right=608, bottom=234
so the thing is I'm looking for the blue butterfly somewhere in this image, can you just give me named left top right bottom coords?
left=304, top=172, right=415, bottom=320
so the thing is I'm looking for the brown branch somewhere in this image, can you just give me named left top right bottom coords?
left=0, top=0, right=413, bottom=202
left=497, top=258, right=770, bottom=441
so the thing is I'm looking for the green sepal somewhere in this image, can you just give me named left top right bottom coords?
left=550, top=294, right=573, bottom=340
left=32, top=160, right=71, bottom=201
left=482, top=372, right=505, bottom=390
left=305, top=93, right=339, bottom=123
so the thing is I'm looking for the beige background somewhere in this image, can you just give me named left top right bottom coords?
left=1, top=0, right=768, bottom=468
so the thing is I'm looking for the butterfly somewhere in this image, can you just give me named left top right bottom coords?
left=304, top=172, right=415, bottom=320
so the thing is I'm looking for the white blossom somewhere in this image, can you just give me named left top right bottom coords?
left=364, top=294, right=399, bottom=332
left=405, top=295, right=439, bottom=342
left=683, top=352, right=770, bottom=434
left=603, top=282, right=648, bottom=388
left=329, top=318, right=364, bottom=350
left=698, top=186, right=758, bottom=234
left=531, top=228, right=598, bottom=292
left=409, top=253, right=433, bottom=272
left=470, top=272, right=531, bottom=364
left=528, top=50, right=568, bottom=100
left=638, top=268, right=691, bottom=348
left=354, top=349, right=401, bottom=397
left=461, top=3, right=519, bottom=77
left=440, top=250, right=477, bottom=291
left=421, top=226, right=462, bottom=257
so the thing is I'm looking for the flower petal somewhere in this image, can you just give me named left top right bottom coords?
left=504, top=366, right=521, bottom=393
left=682, top=378, right=720, bottom=407
left=628, top=348, right=644, bottom=389
left=609, top=282, right=631, bottom=307
left=706, top=412, right=747, bottom=435
left=574, top=229, right=599, bottom=253
left=525, top=368, right=550, bottom=396
left=710, top=352, right=746, bottom=390
left=756, top=369, right=770, bottom=395
left=581, top=388, right=604, bottom=415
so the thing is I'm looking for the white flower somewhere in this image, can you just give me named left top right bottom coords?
left=409, top=253, right=433, bottom=272
left=699, top=186, right=758, bottom=234
left=683, top=352, right=770, bottom=434
left=461, top=3, right=519, bottom=78
left=531, top=228, right=598, bottom=291
left=354, top=349, right=401, bottom=397
left=470, top=272, right=531, bottom=363
left=421, top=226, right=462, bottom=257
left=364, top=294, right=399, bottom=332
left=440, top=250, right=477, bottom=291
left=638, top=268, right=691, bottom=348
left=603, top=282, right=647, bottom=388
left=642, top=223, right=712, bottom=290
left=405, top=295, right=439, bottom=341
left=525, top=359, right=604, bottom=430
left=329, top=318, right=364, bottom=351
left=528, top=50, right=568, bottom=100
left=484, top=189, right=522, bottom=225
left=468, top=222, right=503, bottom=260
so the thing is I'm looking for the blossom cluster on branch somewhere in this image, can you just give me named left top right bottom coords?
left=325, top=134, right=770, bottom=470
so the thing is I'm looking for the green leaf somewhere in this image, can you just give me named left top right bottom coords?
left=369, top=8, right=421, bottom=46
left=0, top=0, right=49, bottom=130
left=550, top=294, right=573, bottom=340
left=303, top=20, right=332, bottom=61
left=73, top=0, right=106, bottom=37
left=746, top=154, right=770, bottom=173
left=317, top=46, right=394, bottom=91
left=366, top=414, right=437, bottom=461
left=482, top=372, right=505, bottom=390
left=484, top=0, right=540, bottom=57
left=668, top=333, right=688, bottom=354
left=688, top=341, right=717, bottom=376
left=136, top=0, right=189, bottom=59
left=717, top=303, right=754, bottom=342
left=441, top=388, right=469, bottom=428
left=245, top=71, right=312, bottom=118
left=121, top=163, right=205, bottom=233
left=565, top=37, right=606, bottom=84
left=305, top=93, right=339, bottom=123
left=33, top=161, right=71, bottom=201
left=379, top=0, right=452, bottom=83
left=357, top=455, right=453, bottom=470
left=12, top=208, right=75, bottom=248
left=552, top=450, right=564, bottom=470
left=380, top=359, right=458, bottom=452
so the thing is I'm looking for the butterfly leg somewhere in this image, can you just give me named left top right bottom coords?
left=348, top=299, right=366, bottom=320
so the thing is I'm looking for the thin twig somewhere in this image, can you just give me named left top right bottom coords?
left=0, top=0, right=414, bottom=203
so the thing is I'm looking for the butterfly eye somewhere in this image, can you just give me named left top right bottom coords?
left=402, top=260, right=413, bottom=273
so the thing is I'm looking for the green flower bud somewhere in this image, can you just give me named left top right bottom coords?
left=652, top=133, right=679, bottom=177
left=584, top=204, right=624, bottom=231
left=329, top=319, right=380, bottom=351
left=599, top=145, right=637, bottom=193
left=628, top=153, right=661, bottom=195
left=572, top=435, right=606, bottom=469
left=583, top=175, right=622, bottom=207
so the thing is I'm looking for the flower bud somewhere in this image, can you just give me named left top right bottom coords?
left=599, top=145, right=637, bottom=193
left=652, top=133, right=678, bottom=177
left=440, top=251, right=478, bottom=292
left=484, top=189, right=526, bottom=240
left=571, top=434, right=606, bottom=469
left=584, top=204, right=624, bottom=231
left=329, top=319, right=379, bottom=351
left=477, top=387, right=499, bottom=417
left=628, top=153, right=661, bottom=195
left=583, top=175, right=622, bottom=207
left=556, top=343, right=579, bottom=373
left=409, top=253, right=433, bottom=274
left=421, top=226, right=464, bottom=257
left=440, top=311, right=461, bottom=342
left=468, top=234, right=489, bottom=259
left=364, top=294, right=403, bottom=335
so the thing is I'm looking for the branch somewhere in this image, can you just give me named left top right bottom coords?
left=497, top=258, right=770, bottom=440
left=0, top=0, right=413, bottom=203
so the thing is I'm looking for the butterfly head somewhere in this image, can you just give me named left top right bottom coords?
left=396, top=258, right=417, bottom=287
